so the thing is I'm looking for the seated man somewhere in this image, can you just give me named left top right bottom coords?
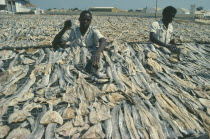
left=150, top=6, right=178, bottom=53
left=52, top=10, right=107, bottom=66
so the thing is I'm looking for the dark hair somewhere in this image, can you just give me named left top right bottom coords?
left=80, top=10, right=92, bottom=19
left=162, top=6, right=177, bottom=15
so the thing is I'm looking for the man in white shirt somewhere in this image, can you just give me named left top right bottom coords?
left=52, top=10, right=107, bottom=66
left=150, top=6, right=178, bottom=53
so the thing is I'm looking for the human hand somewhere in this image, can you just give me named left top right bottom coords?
left=63, top=20, right=72, bottom=30
left=170, top=39, right=176, bottom=45
left=92, top=50, right=101, bottom=66
left=167, top=44, right=179, bottom=53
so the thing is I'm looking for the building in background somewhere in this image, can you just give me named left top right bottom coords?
left=176, top=8, right=190, bottom=14
left=0, top=0, right=6, bottom=10
left=89, top=7, right=125, bottom=12
left=205, top=10, right=210, bottom=16
left=194, top=10, right=210, bottom=19
left=135, top=8, right=144, bottom=12
left=135, top=7, right=147, bottom=13
left=146, top=7, right=162, bottom=14
left=1, top=0, right=37, bottom=13
left=190, top=4, right=196, bottom=14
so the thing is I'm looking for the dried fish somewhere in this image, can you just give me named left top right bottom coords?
left=131, top=106, right=145, bottom=139
left=89, top=105, right=100, bottom=124
left=27, top=116, right=35, bottom=131
left=8, top=53, right=19, bottom=68
left=102, top=83, right=118, bottom=93
left=108, top=93, right=125, bottom=104
left=196, top=110, right=210, bottom=137
left=82, top=123, right=105, bottom=139
left=35, top=49, right=45, bottom=64
left=20, top=55, right=36, bottom=65
left=40, top=104, right=63, bottom=125
left=0, top=65, right=28, bottom=92
left=103, top=118, right=113, bottom=139
left=0, top=65, right=37, bottom=106
left=36, top=64, right=52, bottom=89
left=123, top=101, right=139, bottom=139
left=57, top=64, right=67, bottom=90
left=0, top=125, right=10, bottom=138
left=27, top=105, right=47, bottom=139
left=8, top=109, right=31, bottom=123
left=1, top=16, right=210, bottom=138
left=2, top=84, right=17, bottom=96
left=26, top=48, right=38, bottom=54
left=199, top=98, right=210, bottom=108
left=63, top=86, right=78, bottom=104
left=56, top=120, right=78, bottom=137
left=119, top=108, right=131, bottom=139
left=0, top=50, right=16, bottom=60
left=73, top=109, right=85, bottom=127
left=62, top=106, right=76, bottom=120
left=45, top=123, right=57, bottom=139
left=111, top=105, right=121, bottom=139
left=6, top=127, right=31, bottom=139
left=80, top=76, right=101, bottom=101
left=0, top=105, right=8, bottom=118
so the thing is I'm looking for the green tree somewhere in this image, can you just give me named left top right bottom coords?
left=73, top=8, right=79, bottom=11
left=196, top=6, right=204, bottom=11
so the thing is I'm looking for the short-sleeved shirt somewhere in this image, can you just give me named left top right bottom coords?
left=150, top=19, right=173, bottom=44
left=61, top=26, right=104, bottom=48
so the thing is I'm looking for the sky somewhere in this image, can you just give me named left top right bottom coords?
left=30, top=0, right=210, bottom=11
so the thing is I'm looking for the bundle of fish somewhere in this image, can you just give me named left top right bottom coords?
left=1, top=14, right=210, bottom=49
left=0, top=41, right=210, bottom=139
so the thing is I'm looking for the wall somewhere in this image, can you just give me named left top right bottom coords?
left=89, top=8, right=113, bottom=12
left=6, top=1, right=16, bottom=12
left=146, top=8, right=162, bottom=14
left=5, top=0, right=31, bottom=12
left=0, top=0, right=6, bottom=5
left=15, top=1, right=30, bottom=12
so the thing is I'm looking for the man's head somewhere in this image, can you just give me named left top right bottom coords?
left=79, top=10, right=92, bottom=29
left=162, top=6, right=177, bottom=23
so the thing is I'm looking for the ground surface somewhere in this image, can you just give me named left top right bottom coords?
left=0, top=14, right=209, bottom=139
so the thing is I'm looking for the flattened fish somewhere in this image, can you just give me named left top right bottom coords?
left=111, top=105, right=121, bottom=139
left=62, top=107, right=76, bottom=119
left=0, top=125, right=10, bottom=138
left=40, top=110, right=63, bottom=125
left=82, top=123, right=105, bottom=139
left=73, top=109, right=85, bottom=127
left=6, top=127, right=31, bottom=139
left=56, top=121, right=77, bottom=137
left=8, top=109, right=31, bottom=124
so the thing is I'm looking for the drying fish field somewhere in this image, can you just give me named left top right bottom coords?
left=0, top=14, right=210, bottom=139
left=1, top=14, right=210, bottom=48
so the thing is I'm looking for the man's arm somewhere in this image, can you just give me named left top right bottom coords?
left=92, top=38, right=107, bottom=65
left=150, top=32, right=178, bottom=53
left=52, top=20, right=72, bottom=49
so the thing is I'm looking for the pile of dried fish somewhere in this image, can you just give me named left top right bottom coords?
left=0, top=41, right=210, bottom=138
left=0, top=14, right=210, bottom=49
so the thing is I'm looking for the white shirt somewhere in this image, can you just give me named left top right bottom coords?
left=61, top=26, right=104, bottom=48
left=150, top=19, right=173, bottom=44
